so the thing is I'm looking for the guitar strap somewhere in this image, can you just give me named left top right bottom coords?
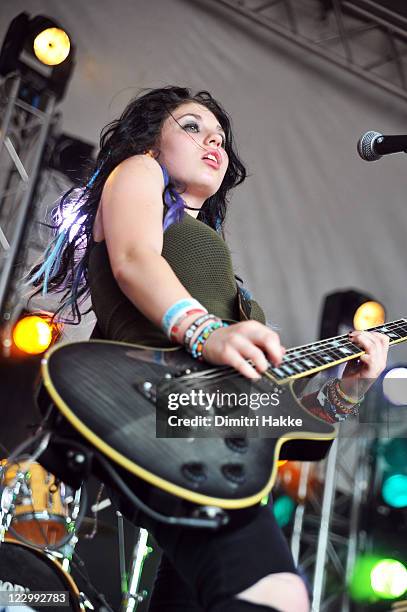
left=236, top=280, right=252, bottom=321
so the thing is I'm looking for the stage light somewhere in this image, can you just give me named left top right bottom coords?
left=381, top=474, right=407, bottom=509
left=319, top=289, right=385, bottom=339
left=382, top=439, right=407, bottom=471
left=11, top=312, right=62, bottom=356
left=353, top=300, right=386, bottom=331
left=12, top=315, right=53, bottom=355
left=382, top=367, right=407, bottom=406
left=350, top=556, right=407, bottom=602
left=33, top=27, right=70, bottom=66
left=276, top=461, right=317, bottom=501
left=349, top=555, right=381, bottom=602
left=371, top=559, right=407, bottom=599
left=273, top=495, right=296, bottom=527
left=377, top=438, right=407, bottom=508
left=0, top=13, right=75, bottom=102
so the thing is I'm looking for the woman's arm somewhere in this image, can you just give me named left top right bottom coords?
left=101, top=155, right=195, bottom=327
left=101, top=155, right=284, bottom=378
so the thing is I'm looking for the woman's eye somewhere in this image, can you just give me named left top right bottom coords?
left=183, top=122, right=226, bottom=147
left=183, top=122, right=199, bottom=133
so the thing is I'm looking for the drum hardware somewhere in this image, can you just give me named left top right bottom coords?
left=117, top=510, right=151, bottom=612
left=0, top=483, right=18, bottom=543
left=0, top=432, right=52, bottom=543
left=1, top=461, right=85, bottom=549
left=81, top=483, right=105, bottom=541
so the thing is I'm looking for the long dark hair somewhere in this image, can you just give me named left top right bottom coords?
left=27, top=86, right=247, bottom=323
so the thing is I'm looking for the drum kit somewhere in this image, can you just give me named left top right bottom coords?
left=0, top=449, right=152, bottom=611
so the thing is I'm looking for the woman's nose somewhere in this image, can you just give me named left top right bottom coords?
left=205, top=132, right=223, bottom=147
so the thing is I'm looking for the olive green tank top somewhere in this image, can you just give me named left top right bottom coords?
left=88, top=211, right=265, bottom=347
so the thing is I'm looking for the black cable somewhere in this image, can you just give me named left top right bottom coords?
left=96, top=453, right=228, bottom=529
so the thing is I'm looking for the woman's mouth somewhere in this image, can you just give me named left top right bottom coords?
left=202, top=150, right=221, bottom=169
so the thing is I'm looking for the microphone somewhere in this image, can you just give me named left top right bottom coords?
left=357, top=131, right=407, bottom=161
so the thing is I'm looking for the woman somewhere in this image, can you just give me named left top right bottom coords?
left=28, top=86, right=389, bottom=611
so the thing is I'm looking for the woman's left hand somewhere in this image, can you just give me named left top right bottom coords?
left=340, top=330, right=390, bottom=397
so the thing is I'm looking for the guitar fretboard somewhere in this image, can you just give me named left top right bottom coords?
left=266, top=318, right=407, bottom=383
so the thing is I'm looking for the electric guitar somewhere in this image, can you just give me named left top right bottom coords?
left=40, top=319, right=407, bottom=510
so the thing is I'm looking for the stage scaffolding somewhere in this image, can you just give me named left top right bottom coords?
left=288, top=434, right=372, bottom=612
left=0, top=74, right=56, bottom=351
left=211, top=0, right=407, bottom=102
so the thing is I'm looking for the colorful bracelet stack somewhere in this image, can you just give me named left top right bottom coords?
left=190, top=320, right=229, bottom=360
left=183, top=313, right=217, bottom=349
left=317, top=377, right=364, bottom=422
left=161, top=299, right=228, bottom=359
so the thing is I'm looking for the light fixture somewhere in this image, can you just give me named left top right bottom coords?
left=379, top=438, right=407, bottom=509
left=11, top=311, right=62, bottom=356
left=33, top=27, right=70, bottom=66
left=371, top=559, right=407, bottom=599
left=319, top=289, right=385, bottom=339
left=0, top=12, right=75, bottom=102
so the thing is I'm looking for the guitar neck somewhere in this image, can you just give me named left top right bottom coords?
left=266, top=318, right=407, bottom=383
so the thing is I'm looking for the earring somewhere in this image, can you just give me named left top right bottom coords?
left=145, top=149, right=156, bottom=158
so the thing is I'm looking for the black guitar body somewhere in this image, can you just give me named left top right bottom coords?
left=38, top=340, right=336, bottom=511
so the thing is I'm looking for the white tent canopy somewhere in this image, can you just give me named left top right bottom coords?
left=1, top=0, right=406, bottom=361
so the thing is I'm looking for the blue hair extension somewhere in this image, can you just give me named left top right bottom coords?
left=163, top=188, right=186, bottom=231
left=159, top=163, right=186, bottom=231
left=26, top=164, right=102, bottom=296
left=27, top=229, right=69, bottom=294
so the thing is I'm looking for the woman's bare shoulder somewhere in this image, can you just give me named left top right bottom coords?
left=104, top=153, right=164, bottom=190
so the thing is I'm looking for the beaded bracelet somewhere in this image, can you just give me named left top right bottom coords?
left=335, top=380, right=364, bottom=405
left=161, top=298, right=206, bottom=337
left=331, top=378, right=364, bottom=412
left=169, top=308, right=207, bottom=342
left=183, top=314, right=220, bottom=350
left=327, top=387, right=357, bottom=415
left=190, top=320, right=229, bottom=360
left=327, top=379, right=359, bottom=413
left=317, top=378, right=359, bottom=422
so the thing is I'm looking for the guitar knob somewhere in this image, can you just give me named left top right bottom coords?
left=181, top=462, right=207, bottom=484
left=221, top=463, right=246, bottom=485
left=225, top=437, right=248, bottom=454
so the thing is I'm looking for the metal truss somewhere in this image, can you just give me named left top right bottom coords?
left=0, top=74, right=56, bottom=351
left=211, top=0, right=407, bottom=102
left=284, top=432, right=373, bottom=612
left=285, top=402, right=407, bottom=612
left=277, top=432, right=372, bottom=612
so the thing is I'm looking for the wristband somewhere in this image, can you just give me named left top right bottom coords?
left=169, top=308, right=206, bottom=342
left=161, top=299, right=207, bottom=337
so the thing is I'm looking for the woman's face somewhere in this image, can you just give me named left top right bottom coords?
left=157, top=101, right=229, bottom=206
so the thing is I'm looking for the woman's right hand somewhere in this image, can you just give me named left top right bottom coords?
left=202, top=320, right=286, bottom=380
